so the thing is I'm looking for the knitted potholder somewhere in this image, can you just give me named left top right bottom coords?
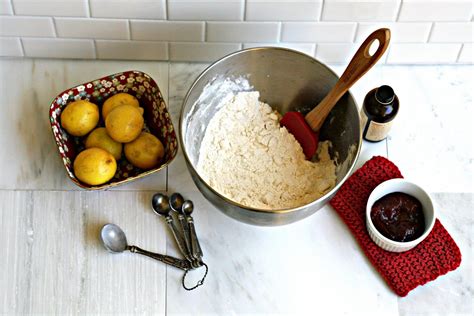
left=329, top=156, right=462, bottom=297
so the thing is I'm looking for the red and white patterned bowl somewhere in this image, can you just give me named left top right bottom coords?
left=49, top=70, right=178, bottom=190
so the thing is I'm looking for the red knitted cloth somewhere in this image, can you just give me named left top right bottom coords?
left=330, top=156, right=462, bottom=297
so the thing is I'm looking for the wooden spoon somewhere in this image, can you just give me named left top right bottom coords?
left=280, top=28, right=391, bottom=159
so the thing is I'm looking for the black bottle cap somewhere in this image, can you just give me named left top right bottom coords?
left=375, top=85, right=395, bottom=104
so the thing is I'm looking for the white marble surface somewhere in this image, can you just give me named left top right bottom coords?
left=0, top=58, right=472, bottom=315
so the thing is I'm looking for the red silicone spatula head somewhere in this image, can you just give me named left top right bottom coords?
left=280, top=111, right=319, bottom=160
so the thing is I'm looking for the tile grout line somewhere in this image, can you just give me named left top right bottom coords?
left=19, top=37, right=26, bottom=56
left=385, top=46, right=392, bottom=65
left=167, top=41, right=171, bottom=61
left=352, top=22, right=359, bottom=43
left=52, top=17, right=58, bottom=37
left=92, top=39, right=98, bottom=59
left=455, top=43, right=464, bottom=63
left=9, top=0, right=15, bottom=14
left=395, top=0, right=403, bottom=21
left=318, top=0, right=324, bottom=21
left=86, top=0, right=91, bottom=18
left=426, top=22, right=435, bottom=42
left=127, top=19, right=132, bottom=40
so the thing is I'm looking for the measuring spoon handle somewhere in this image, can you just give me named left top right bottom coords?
left=187, top=216, right=203, bottom=260
left=166, top=217, right=194, bottom=263
left=129, top=245, right=191, bottom=271
left=178, top=214, right=192, bottom=259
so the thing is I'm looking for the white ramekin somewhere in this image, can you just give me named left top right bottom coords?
left=366, top=178, right=436, bottom=253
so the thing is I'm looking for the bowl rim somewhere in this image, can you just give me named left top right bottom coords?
left=49, top=69, right=178, bottom=190
left=179, top=46, right=362, bottom=214
left=366, top=178, right=437, bottom=247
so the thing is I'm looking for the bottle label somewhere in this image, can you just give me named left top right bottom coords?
left=360, top=109, right=394, bottom=141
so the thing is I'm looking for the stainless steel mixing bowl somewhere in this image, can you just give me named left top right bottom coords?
left=179, top=47, right=361, bottom=226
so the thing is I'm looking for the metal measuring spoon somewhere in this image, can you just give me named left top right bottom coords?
left=170, top=193, right=193, bottom=263
left=151, top=193, right=196, bottom=265
left=100, top=223, right=191, bottom=271
left=182, top=200, right=204, bottom=261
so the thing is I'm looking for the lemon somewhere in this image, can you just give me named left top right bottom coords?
left=124, top=132, right=165, bottom=169
left=61, top=100, right=99, bottom=136
left=102, top=93, right=139, bottom=119
left=105, top=104, right=144, bottom=143
left=73, top=148, right=117, bottom=186
left=85, top=127, right=122, bottom=160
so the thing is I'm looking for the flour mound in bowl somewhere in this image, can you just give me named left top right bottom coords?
left=197, top=91, right=337, bottom=210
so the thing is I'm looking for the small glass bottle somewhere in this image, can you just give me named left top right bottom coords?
left=360, top=85, right=399, bottom=142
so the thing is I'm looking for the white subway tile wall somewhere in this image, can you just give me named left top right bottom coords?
left=90, top=0, right=166, bottom=19
left=0, top=16, right=55, bottom=37
left=398, top=0, right=473, bottom=22
left=0, top=0, right=472, bottom=63
left=0, top=37, right=22, bottom=56
left=316, top=43, right=358, bottom=63
left=12, top=0, right=88, bottom=17
left=458, top=43, right=473, bottom=63
left=169, top=42, right=242, bottom=61
left=168, top=0, right=244, bottom=21
left=207, top=22, right=280, bottom=42
left=0, top=0, right=13, bottom=15
left=22, top=38, right=95, bottom=59
left=245, top=0, right=323, bottom=21
left=430, top=22, right=474, bottom=43
left=130, top=21, right=204, bottom=41
left=55, top=18, right=129, bottom=40
left=281, top=22, right=356, bottom=42
left=355, top=22, right=431, bottom=42
left=96, top=40, right=168, bottom=60
left=387, top=43, right=462, bottom=63
left=322, top=0, right=400, bottom=22
left=316, top=42, right=391, bottom=63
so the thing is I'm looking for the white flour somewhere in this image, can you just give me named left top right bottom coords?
left=197, top=91, right=337, bottom=210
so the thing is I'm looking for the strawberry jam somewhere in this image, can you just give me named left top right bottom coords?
left=370, top=192, right=425, bottom=242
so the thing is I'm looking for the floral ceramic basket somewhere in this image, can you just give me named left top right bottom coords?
left=49, top=70, right=178, bottom=190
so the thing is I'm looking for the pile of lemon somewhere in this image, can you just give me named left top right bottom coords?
left=61, top=93, right=165, bottom=186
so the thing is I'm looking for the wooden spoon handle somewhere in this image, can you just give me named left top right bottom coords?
left=305, top=28, right=391, bottom=131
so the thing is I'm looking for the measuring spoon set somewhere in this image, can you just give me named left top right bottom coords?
left=100, top=192, right=208, bottom=291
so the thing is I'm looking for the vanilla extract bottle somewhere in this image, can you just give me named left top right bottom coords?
left=360, top=85, right=399, bottom=142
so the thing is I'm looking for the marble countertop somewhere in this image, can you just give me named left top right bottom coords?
left=0, top=58, right=472, bottom=315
